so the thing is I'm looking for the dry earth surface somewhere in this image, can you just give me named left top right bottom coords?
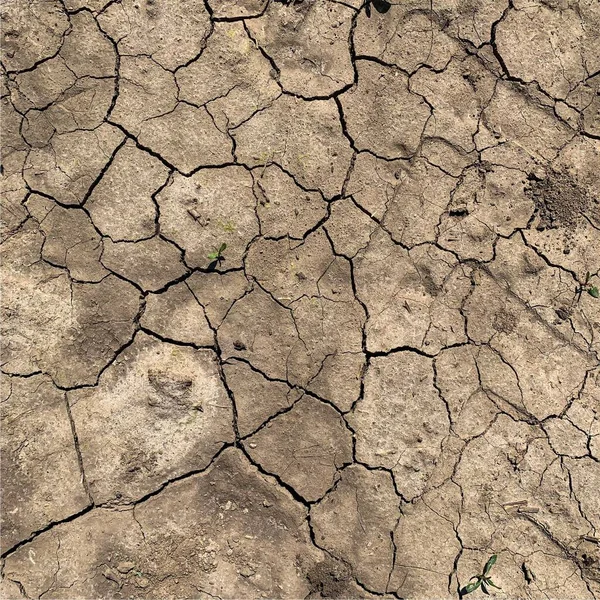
left=1, top=0, right=600, bottom=598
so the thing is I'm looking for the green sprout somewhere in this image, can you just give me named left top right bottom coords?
left=208, top=243, right=227, bottom=263
left=581, top=272, right=599, bottom=299
left=461, top=555, right=501, bottom=596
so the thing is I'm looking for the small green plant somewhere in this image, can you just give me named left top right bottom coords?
left=207, top=243, right=227, bottom=263
left=461, top=555, right=501, bottom=596
left=582, top=272, right=599, bottom=298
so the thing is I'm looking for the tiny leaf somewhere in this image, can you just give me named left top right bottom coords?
left=486, top=578, right=501, bottom=590
left=481, top=582, right=490, bottom=595
left=208, top=252, right=218, bottom=260
left=483, top=555, right=497, bottom=576
left=588, top=286, right=599, bottom=298
left=219, top=243, right=227, bottom=253
left=461, top=579, right=482, bottom=595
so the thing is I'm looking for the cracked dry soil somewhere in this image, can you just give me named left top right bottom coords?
left=1, top=0, right=600, bottom=598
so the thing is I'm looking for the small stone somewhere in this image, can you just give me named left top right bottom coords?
left=239, top=566, right=254, bottom=577
left=102, top=567, right=120, bottom=584
left=116, top=561, right=135, bottom=573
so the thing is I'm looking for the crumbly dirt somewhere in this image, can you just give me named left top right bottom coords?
left=1, top=0, right=599, bottom=599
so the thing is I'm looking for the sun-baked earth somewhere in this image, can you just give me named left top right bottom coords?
left=1, top=0, right=600, bottom=598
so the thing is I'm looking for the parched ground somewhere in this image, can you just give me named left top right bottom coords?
left=1, top=0, right=600, bottom=598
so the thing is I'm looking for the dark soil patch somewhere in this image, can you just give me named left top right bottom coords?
left=306, top=558, right=355, bottom=599
left=526, top=170, right=592, bottom=230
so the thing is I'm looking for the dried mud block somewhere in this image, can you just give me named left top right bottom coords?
left=566, top=369, right=600, bottom=461
left=223, top=360, right=302, bottom=437
left=87, top=140, right=169, bottom=241
left=187, top=270, right=251, bottom=328
left=0, top=0, right=69, bottom=72
left=486, top=235, right=588, bottom=350
left=243, top=395, right=353, bottom=501
left=11, top=58, right=77, bottom=112
left=63, top=0, right=112, bottom=11
left=0, top=115, right=30, bottom=240
left=436, top=345, right=498, bottom=439
left=579, top=75, right=600, bottom=137
left=11, top=9, right=117, bottom=135
left=132, top=448, right=324, bottom=597
left=345, top=152, right=406, bottom=220
left=438, top=165, right=534, bottom=261
left=465, top=270, right=595, bottom=419
left=69, top=333, right=234, bottom=504
left=411, top=55, right=496, bottom=153
left=137, top=103, right=233, bottom=174
left=218, top=286, right=299, bottom=382
left=354, top=0, right=460, bottom=71
left=245, top=230, right=365, bottom=397
left=437, top=0, right=508, bottom=46
left=346, top=155, right=456, bottom=246
left=564, top=457, right=600, bottom=531
left=26, top=194, right=108, bottom=282
left=98, top=0, right=211, bottom=71
left=544, top=417, right=588, bottom=458
left=109, top=56, right=178, bottom=136
left=478, top=81, right=574, bottom=163
left=60, top=11, right=116, bottom=78
left=354, top=230, right=469, bottom=353
left=306, top=352, right=365, bottom=413
left=421, top=137, right=477, bottom=177
left=0, top=374, right=89, bottom=554
left=325, top=197, right=378, bottom=258
left=23, top=76, right=116, bottom=139
left=246, top=0, right=355, bottom=97
left=23, top=124, right=125, bottom=205
left=389, top=496, right=462, bottom=598
left=348, top=352, right=450, bottom=500
left=141, top=283, right=214, bottom=347
left=340, top=60, right=430, bottom=159
left=252, top=164, right=328, bottom=240
left=289, top=294, right=365, bottom=388
left=101, top=236, right=188, bottom=292
left=233, top=94, right=353, bottom=198
left=157, top=166, right=258, bottom=269
left=177, top=22, right=280, bottom=131
left=208, top=0, right=267, bottom=19
left=1, top=224, right=140, bottom=387
left=496, top=0, right=596, bottom=100
left=245, top=229, right=354, bottom=306
left=3, top=449, right=326, bottom=598
left=310, top=465, right=400, bottom=592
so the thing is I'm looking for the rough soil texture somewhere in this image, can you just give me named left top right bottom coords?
left=1, top=0, right=600, bottom=598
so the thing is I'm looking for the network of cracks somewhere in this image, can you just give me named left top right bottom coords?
left=1, top=0, right=600, bottom=597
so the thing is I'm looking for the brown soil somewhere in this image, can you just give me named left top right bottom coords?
left=1, top=0, right=600, bottom=598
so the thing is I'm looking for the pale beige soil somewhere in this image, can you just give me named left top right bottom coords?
left=1, top=0, right=600, bottom=598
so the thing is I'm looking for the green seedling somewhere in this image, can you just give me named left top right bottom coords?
left=581, top=272, right=599, bottom=299
left=208, top=243, right=227, bottom=263
left=461, top=555, right=501, bottom=596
